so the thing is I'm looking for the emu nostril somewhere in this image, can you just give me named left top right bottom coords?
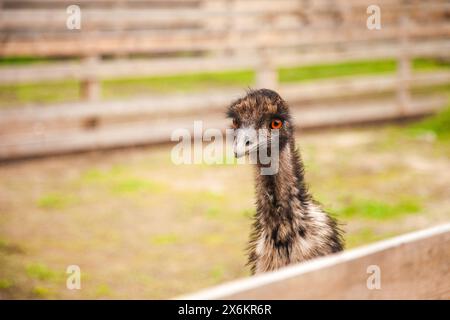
left=245, top=140, right=250, bottom=146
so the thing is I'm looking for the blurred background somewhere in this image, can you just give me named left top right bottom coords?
left=0, top=0, right=449, bottom=299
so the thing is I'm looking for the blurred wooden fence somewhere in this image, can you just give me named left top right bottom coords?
left=0, top=0, right=449, bottom=159
left=179, top=223, right=450, bottom=299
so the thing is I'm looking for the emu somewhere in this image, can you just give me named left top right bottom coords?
left=227, top=89, right=344, bottom=274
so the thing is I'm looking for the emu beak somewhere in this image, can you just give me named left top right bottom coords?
left=233, top=127, right=258, bottom=158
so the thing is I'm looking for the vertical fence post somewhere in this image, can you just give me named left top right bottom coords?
left=80, top=55, right=100, bottom=101
left=396, top=12, right=412, bottom=115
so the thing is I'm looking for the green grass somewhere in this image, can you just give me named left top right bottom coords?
left=413, top=58, right=450, bottom=71
left=150, top=233, right=180, bottom=245
left=32, top=286, right=52, bottom=298
left=95, top=284, right=112, bottom=297
left=409, top=104, right=450, bottom=141
left=103, top=69, right=254, bottom=98
left=209, top=265, right=225, bottom=281
left=280, top=59, right=398, bottom=83
left=346, top=228, right=399, bottom=249
left=0, top=56, right=61, bottom=66
left=200, top=234, right=226, bottom=246
left=334, top=198, right=422, bottom=220
left=280, top=58, right=450, bottom=83
left=0, top=80, right=80, bottom=107
left=110, top=178, right=164, bottom=195
left=0, top=238, right=8, bottom=250
left=81, top=166, right=126, bottom=183
left=26, top=263, right=58, bottom=281
left=37, top=192, right=77, bottom=210
left=205, top=207, right=221, bottom=219
left=0, top=58, right=448, bottom=108
left=80, top=166, right=166, bottom=195
left=0, top=279, right=13, bottom=289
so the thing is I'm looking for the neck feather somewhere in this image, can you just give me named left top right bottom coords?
left=254, top=139, right=311, bottom=225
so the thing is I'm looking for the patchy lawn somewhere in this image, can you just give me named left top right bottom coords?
left=0, top=115, right=449, bottom=299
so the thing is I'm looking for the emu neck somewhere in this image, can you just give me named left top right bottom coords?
left=255, top=140, right=311, bottom=225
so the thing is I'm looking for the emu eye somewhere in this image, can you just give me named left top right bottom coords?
left=232, top=118, right=239, bottom=128
left=271, top=119, right=283, bottom=129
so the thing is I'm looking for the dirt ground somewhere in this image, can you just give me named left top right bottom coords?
left=0, top=123, right=449, bottom=299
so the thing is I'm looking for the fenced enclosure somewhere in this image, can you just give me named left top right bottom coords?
left=0, top=0, right=449, bottom=159
left=180, top=224, right=450, bottom=299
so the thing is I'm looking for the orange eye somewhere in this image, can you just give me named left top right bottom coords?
left=271, top=119, right=283, bottom=129
left=232, top=119, right=239, bottom=128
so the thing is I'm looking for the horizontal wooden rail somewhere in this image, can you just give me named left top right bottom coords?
left=1, top=71, right=448, bottom=132
left=177, top=223, right=450, bottom=299
left=0, top=95, right=446, bottom=160
left=0, top=41, right=448, bottom=84
left=1, top=4, right=447, bottom=30
left=2, top=24, right=449, bottom=57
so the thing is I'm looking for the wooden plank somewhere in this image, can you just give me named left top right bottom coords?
left=0, top=10, right=204, bottom=30
left=0, top=40, right=448, bottom=84
left=0, top=89, right=238, bottom=136
left=178, top=223, right=450, bottom=299
left=1, top=3, right=447, bottom=31
left=2, top=0, right=447, bottom=13
left=0, top=56, right=256, bottom=84
left=0, top=89, right=237, bottom=123
left=1, top=24, right=449, bottom=57
left=1, top=71, right=448, bottom=126
left=0, top=114, right=226, bottom=159
left=2, top=0, right=446, bottom=13
left=281, top=71, right=450, bottom=102
left=291, top=95, right=446, bottom=128
left=2, top=0, right=202, bottom=6
left=0, top=71, right=448, bottom=137
left=0, top=95, right=446, bottom=160
left=275, top=40, right=450, bottom=67
left=2, top=18, right=449, bottom=37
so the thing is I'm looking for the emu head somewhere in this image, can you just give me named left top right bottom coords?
left=226, top=89, right=293, bottom=159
